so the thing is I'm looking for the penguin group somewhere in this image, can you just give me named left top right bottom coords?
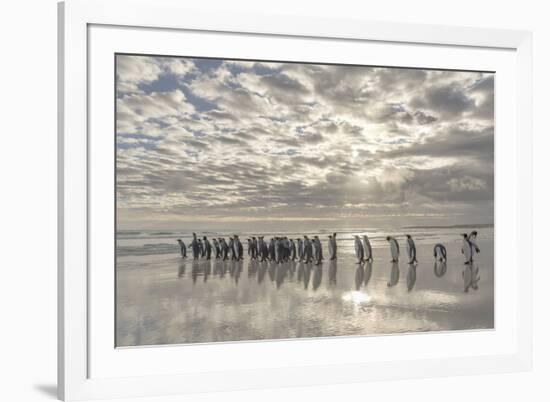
left=177, top=233, right=244, bottom=261
left=178, top=232, right=338, bottom=266
left=353, top=235, right=373, bottom=264
left=177, top=230, right=483, bottom=294
left=378, top=230, right=480, bottom=265
left=177, top=230, right=481, bottom=266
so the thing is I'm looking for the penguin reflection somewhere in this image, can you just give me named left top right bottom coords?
left=462, top=264, right=480, bottom=293
left=268, top=261, right=277, bottom=282
left=288, top=261, right=296, bottom=278
left=247, top=259, right=258, bottom=277
left=303, top=264, right=312, bottom=290
left=328, top=259, right=338, bottom=286
left=231, top=260, right=242, bottom=285
left=363, top=261, right=373, bottom=287
left=276, top=264, right=287, bottom=289
left=297, top=261, right=304, bottom=283
left=214, top=260, right=223, bottom=277
left=433, top=260, right=447, bottom=278
left=312, top=265, right=322, bottom=290
left=221, top=260, right=229, bottom=277
left=177, top=259, right=186, bottom=278
left=387, top=261, right=400, bottom=287
left=191, top=260, right=200, bottom=284
left=258, top=261, right=267, bottom=284
left=203, top=260, right=211, bottom=282
left=355, top=265, right=365, bottom=290
left=406, top=264, right=417, bottom=291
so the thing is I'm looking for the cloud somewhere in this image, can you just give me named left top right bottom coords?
left=448, top=176, right=487, bottom=192
left=115, top=55, right=494, bottom=228
left=411, top=83, right=476, bottom=118
left=413, top=110, right=437, bottom=125
left=381, top=125, right=494, bottom=161
left=117, top=56, right=163, bottom=93
left=116, top=56, right=195, bottom=94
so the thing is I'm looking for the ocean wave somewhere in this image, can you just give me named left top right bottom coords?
left=117, top=242, right=178, bottom=257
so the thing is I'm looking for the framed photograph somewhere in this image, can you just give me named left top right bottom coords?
left=58, top=0, right=533, bottom=400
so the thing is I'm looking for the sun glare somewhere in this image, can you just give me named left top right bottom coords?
left=342, top=290, right=371, bottom=305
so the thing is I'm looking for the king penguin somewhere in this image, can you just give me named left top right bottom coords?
left=433, top=243, right=447, bottom=262
left=386, top=236, right=399, bottom=263
left=462, top=233, right=474, bottom=264
left=362, top=235, right=373, bottom=262
left=354, top=235, right=364, bottom=264
left=405, top=234, right=417, bottom=264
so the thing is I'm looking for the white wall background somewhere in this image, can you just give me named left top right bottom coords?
left=0, top=0, right=547, bottom=401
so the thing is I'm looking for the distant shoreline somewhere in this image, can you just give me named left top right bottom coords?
left=117, top=223, right=495, bottom=234
left=403, top=223, right=494, bottom=229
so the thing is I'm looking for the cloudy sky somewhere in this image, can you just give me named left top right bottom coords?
left=116, top=54, right=494, bottom=230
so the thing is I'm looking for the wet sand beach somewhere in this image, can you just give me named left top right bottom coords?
left=116, top=232, right=493, bottom=347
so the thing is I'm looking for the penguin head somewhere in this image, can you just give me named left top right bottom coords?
left=472, top=230, right=478, bottom=236
left=462, top=233, right=468, bottom=239
left=386, top=236, right=391, bottom=241
left=406, top=234, right=411, bottom=239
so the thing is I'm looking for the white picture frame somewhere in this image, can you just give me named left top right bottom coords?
left=58, top=0, right=533, bottom=400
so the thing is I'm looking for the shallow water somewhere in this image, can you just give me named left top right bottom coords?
left=116, top=230, right=494, bottom=347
